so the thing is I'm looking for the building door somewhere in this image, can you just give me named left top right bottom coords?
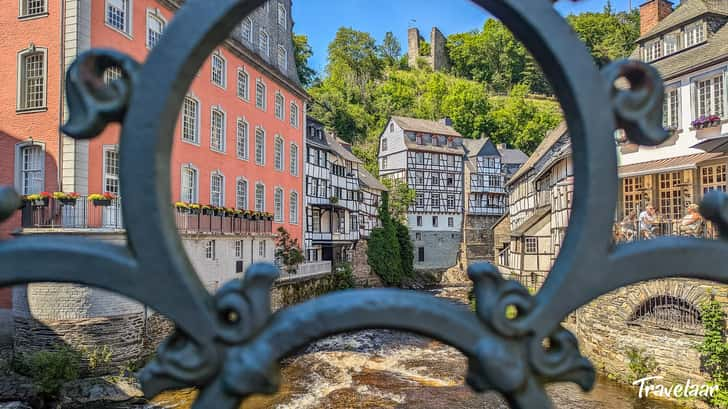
left=418, top=247, right=425, bottom=262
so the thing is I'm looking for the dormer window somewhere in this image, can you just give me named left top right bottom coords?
left=644, top=39, right=662, bottom=62
left=416, top=135, right=423, bottom=145
left=664, top=32, right=678, bottom=55
left=685, top=21, right=704, bottom=48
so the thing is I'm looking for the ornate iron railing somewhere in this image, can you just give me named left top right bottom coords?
left=1, top=1, right=728, bottom=408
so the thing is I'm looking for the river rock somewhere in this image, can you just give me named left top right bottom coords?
left=0, top=403, right=32, bottom=409
left=0, top=375, right=36, bottom=402
left=58, top=376, right=144, bottom=407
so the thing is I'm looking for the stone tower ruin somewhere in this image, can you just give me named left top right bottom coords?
left=407, top=27, right=450, bottom=71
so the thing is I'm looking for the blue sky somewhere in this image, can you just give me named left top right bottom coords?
left=292, top=0, right=636, bottom=73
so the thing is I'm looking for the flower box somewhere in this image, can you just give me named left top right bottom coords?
left=92, top=199, right=112, bottom=207
left=691, top=115, right=721, bottom=129
left=59, top=198, right=78, bottom=206
left=89, top=192, right=116, bottom=207
left=31, top=198, right=49, bottom=207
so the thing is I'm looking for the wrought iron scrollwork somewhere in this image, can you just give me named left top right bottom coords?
left=1, top=0, right=728, bottom=408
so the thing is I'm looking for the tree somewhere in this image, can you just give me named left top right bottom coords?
left=379, top=31, right=402, bottom=67
left=395, top=222, right=414, bottom=278
left=293, top=33, right=317, bottom=87
left=326, top=27, right=383, bottom=102
left=381, top=178, right=416, bottom=223
left=567, top=7, right=640, bottom=67
left=367, top=192, right=404, bottom=286
left=275, top=227, right=304, bottom=274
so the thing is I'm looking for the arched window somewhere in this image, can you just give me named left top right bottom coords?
left=274, top=187, right=284, bottom=223
left=289, top=191, right=298, bottom=224
left=277, top=46, right=287, bottom=71
left=210, top=171, right=224, bottom=207
left=241, top=17, right=253, bottom=43
left=236, top=178, right=248, bottom=210
left=274, top=135, right=284, bottom=170
left=629, top=295, right=702, bottom=333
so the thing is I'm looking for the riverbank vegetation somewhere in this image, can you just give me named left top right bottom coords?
left=699, top=300, right=728, bottom=407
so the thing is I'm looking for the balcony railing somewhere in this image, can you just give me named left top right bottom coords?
left=20, top=197, right=273, bottom=235
left=613, top=218, right=718, bottom=243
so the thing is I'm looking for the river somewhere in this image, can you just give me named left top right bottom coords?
left=146, top=286, right=684, bottom=409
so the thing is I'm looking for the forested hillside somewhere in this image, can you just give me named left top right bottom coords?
left=295, top=5, right=639, bottom=173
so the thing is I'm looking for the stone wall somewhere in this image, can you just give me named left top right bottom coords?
left=463, top=215, right=500, bottom=266
left=350, top=239, right=382, bottom=287
left=412, top=231, right=462, bottom=273
left=571, top=278, right=728, bottom=385
left=492, top=214, right=511, bottom=261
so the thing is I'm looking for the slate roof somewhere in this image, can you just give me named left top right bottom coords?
left=507, top=122, right=569, bottom=185
left=463, top=138, right=500, bottom=158
left=325, top=133, right=363, bottom=164
left=638, top=0, right=728, bottom=41
left=498, top=147, right=528, bottom=165
left=391, top=116, right=463, bottom=138
left=358, top=167, right=388, bottom=191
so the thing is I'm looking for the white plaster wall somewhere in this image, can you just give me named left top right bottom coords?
left=408, top=213, right=462, bottom=232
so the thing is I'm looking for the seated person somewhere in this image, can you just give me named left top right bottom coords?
left=639, top=204, right=657, bottom=239
left=680, top=204, right=703, bottom=237
left=620, top=211, right=637, bottom=241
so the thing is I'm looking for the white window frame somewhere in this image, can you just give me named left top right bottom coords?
left=235, top=240, right=243, bottom=259
left=237, top=67, right=250, bottom=101
left=258, top=240, right=266, bottom=258
left=105, top=0, right=132, bottom=36
left=210, top=171, right=225, bottom=207
left=274, top=134, right=285, bottom=171
left=277, top=2, right=286, bottom=28
left=259, top=29, right=270, bottom=57
left=255, top=126, right=266, bottom=165
left=14, top=140, right=45, bottom=195
left=17, top=46, right=47, bottom=111
left=381, top=138, right=388, bottom=151
left=664, top=32, right=678, bottom=55
left=255, top=182, right=266, bottom=212
left=289, top=191, right=298, bottom=224
left=277, top=45, right=288, bottom=72
left=290, top=102, right=299, bottom=128
left=256, top=79, right=267, bottom=110
left=181, top=95, right=200, bottom=144
left=236, top=177, right=248, bottom=210
left=241, top=17, right=254, bottom=43
left=210, top=106, right=227, bottom=153
left=663, top=85, right=680, bottom=129
left=685, top=21, right=705, bottom=48
left=290, top=143, right=299, bottom=176
left=644, top=38, right=662, bottom=62
left=211, top=51, right=227, bottom=89
left=274, top=187, right=284, bottom=223
left=693, top=70, right=726, bottom=119
left=19, top=0, right=47, bottom=18
left=181, top=164, right=199, bottom=203
left=145, top=8, right=166, bottom=49
left=236, top=118, right=249, bottom=160
left=103, top=145, right=121, bottom=195
left=205, top=240, right=216, bottom=260
left=525, top=237, right=538, bottom=254
left=274, top=92, right=285, bottom=120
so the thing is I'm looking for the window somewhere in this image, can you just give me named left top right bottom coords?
left=18, top=48, right=46, bottom=110
left=418, top=247, right=425, bottom=262
left=236, top=178, right=248, bottom=210
left=389, top=123, right=394, bottom=132
left=289, top=192, right=298, bottom=224
left=290, top=143, right=299, bottom=176
left=274, top=188, right=284, bottom=222
left=277, top=46, right=287, bottom=71
left=20, top=0, right=46, bottom=17
left=235, top=240, right=243, bottom=259
left=290, top=102, right=299, bottom=127
left=255, top=183, right=265, bottom=211
left=382, top=157, right=388, bottom=169
left=432, top=216, right=439, bottom=227
left=664, top=33, right=678, bottom=55
left=256, top=79, right=266, bottom=110
left=259, top=30, right=269, bottom=57
left=274, top=92, right=284, bottom=119
left=237, top=69, right=249, bottom=100
left=210, top=172, right=224, bottom=207
left=416, top=192, right=425, bottom=207
left=19, top=144, right=43, bottom=195
left=258, top=240, right=266, bottom=257
left=146, top=10, right=165, bottom=49
left=277, top=2, right=286, bottom=27
left=103, top=66, right=122, bottom=84
left=211, top=53, right=226, bottom=87
left=182, top=96, right=200, bottom=143
left=381, top=138, right=387, bottom=151
left=210, top=108, right=226, bottom=152
left=415, top=232, right=421, bottom=241
left=663, top=87, right=680, bottom=129
left=525, top=237, right=537, bottom=254
left=237, top=119, right=249, bottom=160
left=416, top=216, right=423, bottom=226
left=106, top=0, right=130, bottom=34
left=274, top=135, right=284, bottom=170
left=181, top=165, right=198, bottom=203
left=701, top=165, right=727, bottom=194
left=432, top=174, right=440, bottom=186
left=415, top=152, right=424, bottom=165
left=695, top=74, right=725, bottom=119
left=629, top=295, right=702, bottom=333
left=416, top=135, right=423, bottom=145
left=205, top=240, right=216, bottom=260
left=103, top=146, right=120, bottom=195
left=622, top=176, right=645, bottom=216
left=255, top=127, right=266, bottom=165
left=659, top=172, right=684, bottom=221
left=685, top=22, right=704, bottom=47
left=431, top=194, right=440, bottom=209
left=643, top=39, right=662, bottom=62
left=241, top=17, right=253, bottom=43
left=448, top=217, right=454, bottom=227
left=447, top=194, right=456, bottom=209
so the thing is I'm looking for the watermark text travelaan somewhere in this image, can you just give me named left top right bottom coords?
left=633, top=376, right=719, bottom=399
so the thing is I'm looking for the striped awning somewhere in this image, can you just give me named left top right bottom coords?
left=618, top=152, right=723, bottom=178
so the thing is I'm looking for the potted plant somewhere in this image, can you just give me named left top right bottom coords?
left=188, top=203, right=201, bottom=215
left=88, top=192, right=116, bottom=207
left=692, top=115, right=722, bottom=129
left=25, top=192, right=51, bottom=207
left=54, top=192, right=80, bottom=205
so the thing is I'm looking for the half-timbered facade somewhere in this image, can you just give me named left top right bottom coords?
left=304, top=117, right=362, bottom=264
left=495, top=123, right=573, bottom=290
left=378, top=116, right=465, bottom=272
left=358, top=167, right=387, bottom=238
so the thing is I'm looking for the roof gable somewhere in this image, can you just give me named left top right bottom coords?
left=391, top=116, right=463, bottom=137
left=639, top=0, right=728, bottom=41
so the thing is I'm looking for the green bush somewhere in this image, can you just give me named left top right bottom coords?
left=15, top=347, right=82, bottom=397
left=367, top=192, right=404, bottom=286
left=332, top=262, right=356, bottom=290
left=699, top=299, right=728, bottom=407
left=625, top=347, right=657, bottom=382
left=395, top=221, right=414, bottom=278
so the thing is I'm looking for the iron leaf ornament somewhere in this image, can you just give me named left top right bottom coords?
left=0, top=0, right=727, bottom=408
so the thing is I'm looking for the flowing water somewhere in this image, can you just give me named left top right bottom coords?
left=147, top=286, right=684, bottom=409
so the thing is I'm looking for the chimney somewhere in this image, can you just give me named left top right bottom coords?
left=440, top=117, right=453, bottom=127
left=640, top=0, right=673, bottom=36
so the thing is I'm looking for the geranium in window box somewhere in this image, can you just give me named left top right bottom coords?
left=54, top=192, right=80, bottom=205
left=88, top=192, right=116, bottom=206
left=691, top=115, right=721, bottom=129
left=25, top=192, right=51, bottom=207
left=264, top=212, right=274, bottom=221
left=231, top=209, right=244, bottom=218
left=243, top=210, right=253, bottom=220
left=188, top=203, right=201, bottom=214
left=175, top=202, right=190, bottom=213
left=212, top=206, right=226, bottom=217
left=200, top=205, right=213, bottom=215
